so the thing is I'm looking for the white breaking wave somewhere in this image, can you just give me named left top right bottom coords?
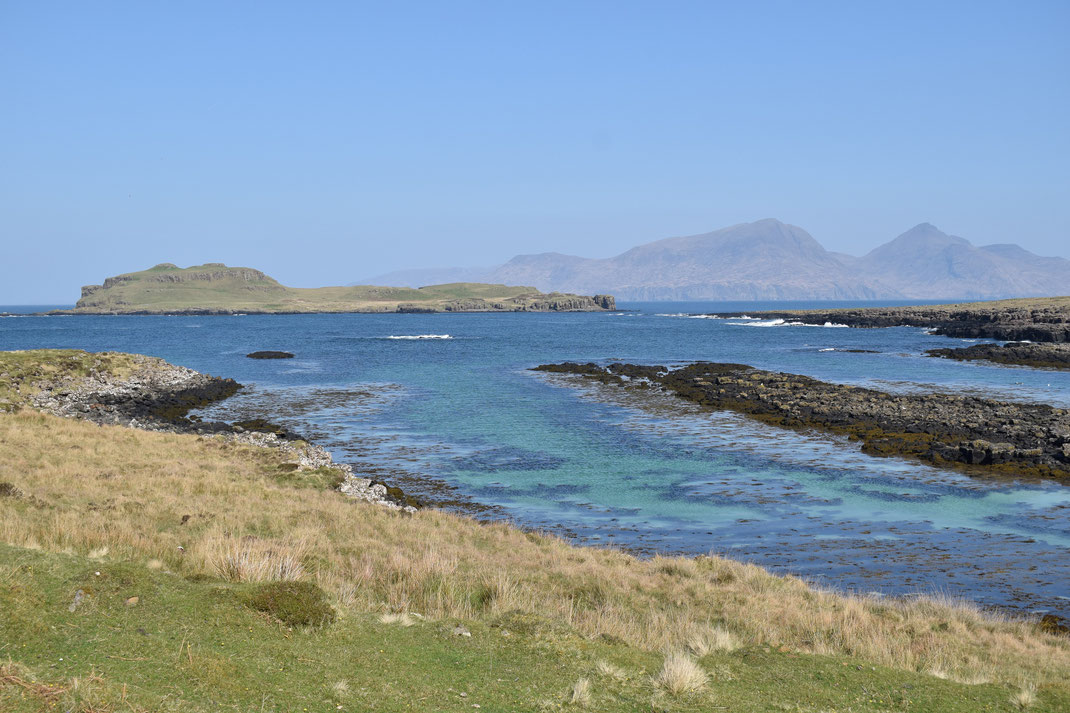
left=818, top=347, right=837, bottom=352
left=385, top=334, right=453, bottom=340
left=729, top=318, right=787, bottom=327
left=728, top=319, right=850, bottom=328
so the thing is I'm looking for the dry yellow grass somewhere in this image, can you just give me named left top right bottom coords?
left=653, top=651, right=708, bottom=696
left=1, top=408, right=1068, bottom=687
left=568, top=677, right=591, bottom=706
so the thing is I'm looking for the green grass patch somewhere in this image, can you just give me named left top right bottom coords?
left=2, top=544, right=1066, bottom=712
left=242, top=580, right=337, bottom=627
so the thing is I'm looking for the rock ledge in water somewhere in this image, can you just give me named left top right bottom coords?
left=246, top=351, right=295, bottom=359
left=534, top=361, right=1070, bottom=481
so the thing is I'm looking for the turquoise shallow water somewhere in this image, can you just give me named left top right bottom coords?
left=3, top=301, right=1069, bottom=617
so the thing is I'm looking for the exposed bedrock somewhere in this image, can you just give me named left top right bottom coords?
left=927, top=342, right=1070, bottom=371
left=534, top=361, right=1070, bottom=481
left=30, top=356, right=241, bottom=432
left=712, top=303, right=1070, bottom=343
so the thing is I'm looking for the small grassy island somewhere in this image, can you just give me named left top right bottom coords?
left=56, top=263, right=616, bottom=314
left=2, top=350, right=1069, bottom=712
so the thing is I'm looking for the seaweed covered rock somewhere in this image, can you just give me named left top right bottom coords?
left=536, top=361, right=1070, bottom=481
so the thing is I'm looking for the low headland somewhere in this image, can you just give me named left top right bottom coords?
left=712, top=296, right=1070, bottom=342
left=535, top=361, right=1070, bottom=482
left=927, top=342, right=1070, bottom=371
left=713, top=296, right=1070, bottom=370
left=53, top=263, right=616, bottom=315
left=2, top=350, right=1069, bottom=711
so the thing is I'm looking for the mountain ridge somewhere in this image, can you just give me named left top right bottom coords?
left=361, top=220, right=1069, bottom=300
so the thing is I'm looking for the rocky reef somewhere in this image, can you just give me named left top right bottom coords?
left=927, top=342, right=1070, bottom=371
left=535, top=361, right=1070, bottom=481
left=14, top=351, right=413, bottom=511
left=713, top=297, right=1070, bottom=343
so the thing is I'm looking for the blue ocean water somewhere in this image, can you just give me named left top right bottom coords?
left=3, top=301, right=1069, bottom=618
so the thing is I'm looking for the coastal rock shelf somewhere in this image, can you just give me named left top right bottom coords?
left=534, top=361, right=1070, bottom=481
left=927, top=342, right=1070, bottom=371
left=713, top=296, right=1070, bottom=343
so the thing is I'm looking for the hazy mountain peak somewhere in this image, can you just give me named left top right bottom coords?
left=882, top=222, right=971, bottom=249
left=356, top=220, right=1068, bottom=301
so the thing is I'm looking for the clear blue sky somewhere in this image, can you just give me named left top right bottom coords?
left=1, top=0, right=1067, bottom=302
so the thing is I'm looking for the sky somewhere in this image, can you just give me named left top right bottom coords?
left=1, top=1, right=1068, bottom=303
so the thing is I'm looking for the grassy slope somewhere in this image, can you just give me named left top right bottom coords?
left=1, top=350, right=1068, bottom=711
left=71, top=264, right=577, bottom=313
left=4, top=545, right=1055, bottom=713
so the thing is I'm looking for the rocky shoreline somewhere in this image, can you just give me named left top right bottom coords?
left=712, top=297, right=1070, bottom=343
left=18, top=352, right=415, bottom=511
left=927, top=342, right=1070, bottom=371
left=534, top=361, right=1070, bottom=481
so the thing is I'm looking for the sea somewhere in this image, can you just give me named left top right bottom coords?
left=3, top=301, right=1069, bottom=619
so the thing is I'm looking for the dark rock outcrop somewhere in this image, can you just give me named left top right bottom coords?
left=247, top=351, right=296, bottom=359
left=714, top=299, right=1070, bottom=343
left=535, top=361, right=1070, bottom=481
left=927, top=342, right=1070, bottom=370
left=30, top=355, right=240, bottom=433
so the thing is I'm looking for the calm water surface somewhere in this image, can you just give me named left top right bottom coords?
left=3, top=301, right=1069, bottom=618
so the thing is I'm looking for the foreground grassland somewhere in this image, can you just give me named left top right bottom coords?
left=64, top=263, right=614, bottom=313
left=1, top=353, right=1068, bottom=711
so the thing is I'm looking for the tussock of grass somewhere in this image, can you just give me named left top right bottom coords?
left=687, top=625, right=739, bottom=656
left=595, top=660, right=627, bottom=680
left=380, top=612, right=416, bottom=626
left=0, top=408, right=1068, bottom=690
left=1012, top=682, right=1038, bottom=710
left=568, top=677, right=591, bottom=706
left=653, top=651, right=708, bottom=696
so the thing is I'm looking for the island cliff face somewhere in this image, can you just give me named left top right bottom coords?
left=63, top=263, right=615, bottom=314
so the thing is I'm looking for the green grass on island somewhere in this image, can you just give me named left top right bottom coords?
left=61, top=263, right=615, bottom=314
left=1, top=350, right=1068, bottom=712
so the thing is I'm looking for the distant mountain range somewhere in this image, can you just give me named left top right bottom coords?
left=360, top=220, right=1070, bottom=300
